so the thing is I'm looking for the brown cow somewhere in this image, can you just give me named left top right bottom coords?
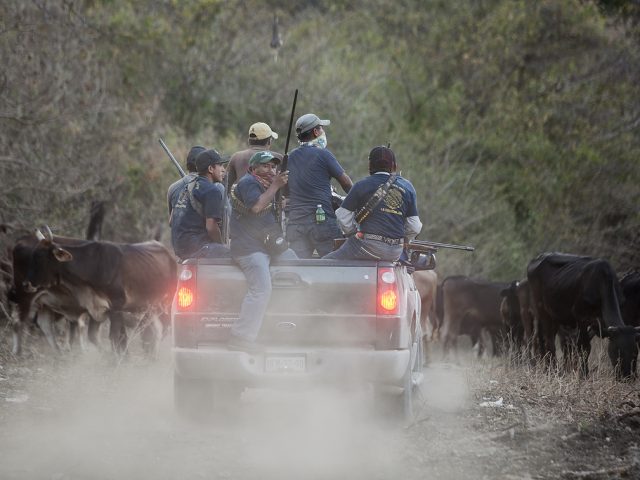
left=413, top=270, right=438, bottom=364
left=17, top=228, right=176, bottom=358
left=441, top=276, right=508, bottom=358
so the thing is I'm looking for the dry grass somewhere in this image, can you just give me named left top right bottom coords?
left=465, top=337, right=640, bottom=430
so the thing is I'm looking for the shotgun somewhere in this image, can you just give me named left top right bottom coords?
left=277, top=89, right=298, bottom=235
left=158, top=138, right=185, bottom=178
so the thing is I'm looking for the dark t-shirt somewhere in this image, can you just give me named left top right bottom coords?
left=341, top=173, right=419, bottom=239
left=287, top=145, right=345, bottom=224
left=171, top=176, right=227, bottom=258
left=230, top=174, right=279, bottom=257
left=167, top=172, right=197, bottom=217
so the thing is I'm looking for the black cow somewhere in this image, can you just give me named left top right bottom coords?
left=499, top=279, right=538, bottom=359
left=620, top=271, right=640, bottom=328
left=440, top=276, right=509, bottom=358
left=17, top=228, right=177, bottom=357
left=527, top=252, right=640, bottom=379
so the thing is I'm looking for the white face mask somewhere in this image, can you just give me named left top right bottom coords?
left=314, top=132, right=328, bottom=149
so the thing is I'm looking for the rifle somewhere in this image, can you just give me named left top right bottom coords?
left=158, top=138, right=185, bottom=178
left=277, top=88, right=298, bottom=235
left=407, top=239, right=475, bottom=253
left=221, top=161, right=230, bottom=245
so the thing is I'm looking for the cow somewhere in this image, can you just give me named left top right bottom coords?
left=620, top=271, right=640, bottom=328
left=527, top=252, right=640, bottom=379
left=440, top=276, right=509, bottom=358
left=16, top=227, right=177, bottom=358
left=9, top=233, right=98, bottom=355
left=499, top=278, right=537, bottom=359
left=413, top=270, right=438, bottom=364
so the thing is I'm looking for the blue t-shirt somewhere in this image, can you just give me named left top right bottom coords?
left=230, top=174, right=279, bottom=257
left=341, top=173, right=419, bottom=239
left=287, top=145, right=345, bottom=224
left=171, top=176, right=227, bottom=258
left=167, top=172, right=197, bottom=216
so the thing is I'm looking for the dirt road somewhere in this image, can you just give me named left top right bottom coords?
left=0, top=338, right=638, bottom=479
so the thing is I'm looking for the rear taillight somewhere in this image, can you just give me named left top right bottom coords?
left=177, top=266, right=196, bottom=311
left=377, top=267, right=399, bottom=315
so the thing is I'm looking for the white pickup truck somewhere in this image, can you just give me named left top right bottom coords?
left=171, top=250, right=436, bottom=422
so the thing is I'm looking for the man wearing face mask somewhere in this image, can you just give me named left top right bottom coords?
left=285, top=113, right=353, bottom=258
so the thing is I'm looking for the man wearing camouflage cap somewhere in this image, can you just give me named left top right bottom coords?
left=228, top=150, right=297, bottom=352
left=227, top=122, right=283, bottom=189
left=285, top=113, right=353, bottom=258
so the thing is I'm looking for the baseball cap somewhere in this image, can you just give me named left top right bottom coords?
left=186, top=145, right=206, bottom=171
left=295, top=113, right=330, bottom=135
left=249, top=150, right=281, bottom=167
left=195, top=149, right=228, bottom=173
left=249, top=122, right=279, bottom=140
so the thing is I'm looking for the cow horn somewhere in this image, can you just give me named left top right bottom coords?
left=34, top=229, right=45, bottom=241
left=41, top=225, right=53, bottom=242
left=607, top=326, right=619, bottom=333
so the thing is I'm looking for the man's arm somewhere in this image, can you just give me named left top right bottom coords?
left=335, top=207, right=357, bottom=235
left=404, top=216, right=423, bottom=241
left=206, top=218, right=223, bottom=243
left=227, top=158, right=238, bottom=189
left=336, top=172, right=353, bottom=193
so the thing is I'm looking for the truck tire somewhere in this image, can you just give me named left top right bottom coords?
left=373, top=323, right=423, bottom=424
left=174, top=371, right=214, bottom=420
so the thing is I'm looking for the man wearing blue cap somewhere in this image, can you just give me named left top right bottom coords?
left=171, top=148, right=231, bottom=259
left=228, top=150, right=298, bottom=352
left=285, top=113, right=353, bottom=258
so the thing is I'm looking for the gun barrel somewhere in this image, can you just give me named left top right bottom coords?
left=410, top=239, right=475, bottom=252
left=159, top=138, right=186, bottom=178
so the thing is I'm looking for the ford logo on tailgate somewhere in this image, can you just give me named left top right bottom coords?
left=277, top=322, right=297, bottom=331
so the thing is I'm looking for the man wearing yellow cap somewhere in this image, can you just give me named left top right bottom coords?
left=227, top=122, right=283, bottom=188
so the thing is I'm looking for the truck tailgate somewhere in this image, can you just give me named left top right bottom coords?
left=182, top=258, right=380, bottom=346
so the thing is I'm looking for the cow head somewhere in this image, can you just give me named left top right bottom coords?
left=606, top=325, right=640, bottom=380
left=23, top=227, right=73, bottom=292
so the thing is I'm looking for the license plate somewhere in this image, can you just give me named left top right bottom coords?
left=265, top=355, right=306, bottom=373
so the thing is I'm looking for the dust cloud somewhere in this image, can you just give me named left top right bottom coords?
left=0, top=339, right=479, bottom=480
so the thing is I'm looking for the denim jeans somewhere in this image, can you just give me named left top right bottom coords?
left=286, top=219, right=342, bottom=258
left=231, top=248, right=298, bottom=341
left=322, top=236, right=403, bottom=261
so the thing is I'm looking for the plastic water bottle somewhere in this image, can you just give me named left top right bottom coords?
left=315, top=204, right=326, bottom=223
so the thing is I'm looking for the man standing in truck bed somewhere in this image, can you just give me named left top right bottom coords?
left=285, top=113, right=353, bottom=258
left=228, top=151, right=297, bottom=352
left=227, top=122, right=283, bottom=189
left=324, top=146, right=422, bottom=261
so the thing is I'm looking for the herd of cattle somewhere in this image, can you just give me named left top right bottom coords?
left=0, top=225, right=176, bottom=359
left=415, top=253, right=640, bottom=380
left=1, top=222, right=639, bottom=381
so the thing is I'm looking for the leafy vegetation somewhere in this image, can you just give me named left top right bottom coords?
left=1, top=0, right=638, bottom=279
